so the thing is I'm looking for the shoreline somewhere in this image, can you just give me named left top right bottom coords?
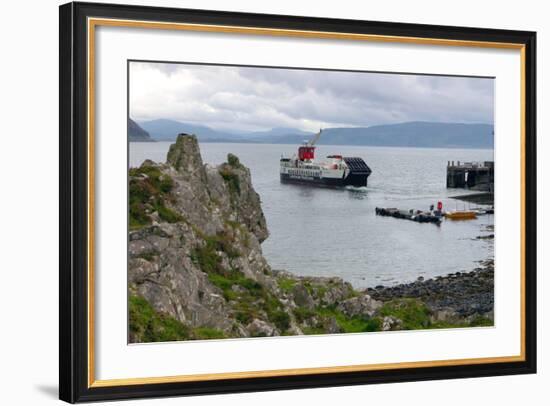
left=366, top=259, right=494, bottom=323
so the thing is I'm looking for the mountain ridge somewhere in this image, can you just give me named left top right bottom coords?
left=136, top=118, right=494, bottom=149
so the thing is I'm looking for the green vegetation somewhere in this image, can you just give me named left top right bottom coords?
left=317, top=306, right=381, bottom=333
left=379, top=299, right=431, bottom=330
left=129, top=295, right=227, bottom=342
left=190, top=230, right=290, bottom=334
left=227, top=153, right=244, bottom=169
left=224, top=220, right=242, bottom=230
left=219, top=167, right=241, bottom=196
left=277, top=277, right=297, bottom=293
left=192, top=327, right=226, bottom=340
left=302, top=281, right=326, bottom=300
left=190, top=232, right=241, bottom=276
left=468, top=315, right=494, bottom=327
left=224, top=220, right=251, bottom=248
left=137, top=251, right=156, bottom=261
left=430, top=315, right=494, bottom=329
left=291, top=285, right=455, bottom=335
left=208, top=269, right=289, bottom=333
left=293, top=304, right=381, bottom=335
left=292, top=306, right=316, bottom=323
left=129, top=295, right=190, bottom=342
left=129, top=165, right=182, bottom=229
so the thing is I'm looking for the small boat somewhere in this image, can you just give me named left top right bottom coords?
left=375, top=207, right=442, bottom=224
left=444, top=210, right=477, bottom=220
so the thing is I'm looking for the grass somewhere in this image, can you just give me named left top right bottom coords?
left=430, top=315, right=494, bottom=329
left=224, top=220, right=251, bottom=249
left=155, top=204, right=182, bottom=223
left=129, top=295, right=228, bottom=342
left=277, top=277, right=297, bottom=293
left=296, top=299, right=491, bottom=334
left=129, top=165, right=181, bottom=229
left=468, top=315, right=494, bottom=327
left=302, top=281, right=329, bottom=301
left=190, top=232, right=241, bottom=276
left=190, top=230, right=290, bottom=333
left=129, top=295, right=190, bottom=342
left=268, top=310, right=291, bottom=331
left=293, top=304, right=381, bottom=334
left=219, top=167, right=241, bottom=196
left=207, top=272, right=261, bottom=299
left=292, top=306, right=316, bottom=323
left=227, top=153, right=244, bottom=169
left=192, top=327, right=226, bottom=340
left=317, top=306, right=381, bottom=333
left=208, top=270, right=290, bottom=332
left=379, top=299, right=431, bottom=330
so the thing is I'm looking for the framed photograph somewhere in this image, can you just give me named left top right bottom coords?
left=59, top=2, right=536, bottom=403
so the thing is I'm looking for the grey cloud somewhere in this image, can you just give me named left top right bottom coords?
left=130, top=62, right=494, bottom=132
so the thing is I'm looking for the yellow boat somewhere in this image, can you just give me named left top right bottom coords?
left=445, top=211, right=477, bottom=220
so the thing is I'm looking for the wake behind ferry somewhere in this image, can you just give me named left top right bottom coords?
left=280, top=130, right=372, bottom=187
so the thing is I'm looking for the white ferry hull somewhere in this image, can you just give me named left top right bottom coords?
left=280, top=157, right=371, bottom=187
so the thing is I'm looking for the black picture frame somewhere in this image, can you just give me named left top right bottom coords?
left=59, top=1, right=537, bottom=403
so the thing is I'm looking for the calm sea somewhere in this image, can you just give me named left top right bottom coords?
left=130, top=142, right=494, bottom=289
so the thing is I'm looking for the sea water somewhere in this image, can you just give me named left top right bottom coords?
left=130, top=142, right=494, bottom=289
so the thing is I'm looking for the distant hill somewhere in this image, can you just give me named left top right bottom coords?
left=128, top=118, right=154, bottom=142
left=139, top=119, right=238, bottom=141
left=250, top=122, right=493, bottom=149
left=317, top=122, right=494, bottom=149
left=136, top=119, right=494, bottom=149
left=247, top=127, right=313, bottom=140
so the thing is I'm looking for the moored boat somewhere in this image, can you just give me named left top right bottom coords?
left=375, top=207, right=443, bottom=224
left=444, top=211, right=478, bottom=220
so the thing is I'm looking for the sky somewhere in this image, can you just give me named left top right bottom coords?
left=129, top=62, right=494, bottom=133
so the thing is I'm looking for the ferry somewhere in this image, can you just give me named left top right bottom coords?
left=279, top=130, right=372, bottom=187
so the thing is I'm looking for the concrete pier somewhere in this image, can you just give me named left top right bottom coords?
left=446, top=161, right=494, bottom=191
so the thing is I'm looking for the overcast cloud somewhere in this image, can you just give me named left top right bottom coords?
left=129, top=62, right=494, bottom=132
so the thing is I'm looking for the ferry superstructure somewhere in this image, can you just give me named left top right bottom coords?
left=279, top=130, right=372, bottom=187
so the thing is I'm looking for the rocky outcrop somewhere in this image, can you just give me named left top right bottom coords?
left=128, top=134, right=494, bottom=343
left=129, top=134, right=275, bottom=341
left=337, top=295, right=382, bottom=317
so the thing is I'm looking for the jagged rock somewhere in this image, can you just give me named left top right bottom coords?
left=129, top=136, right=282, bottom=341
left=246, top=319, right=279, bottom=337
left=291, top=284, right=315, bottom=310
left=323, top=317, right=342, bottom=334
left=167, top=134, right=206, bottom=177
left=320, top=279, right=355, bottom=305
left=382, top=316, right=402, bottom=331
left=337, top=294, right=382, bottom=317
left=286, top=323, right=304, bottom=336
left=431, top=308, right=459, bottom=323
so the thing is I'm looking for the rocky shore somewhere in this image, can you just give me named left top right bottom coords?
left=128, top=134, right=493, bottom=343
left=367, top=259, right=494, bottom=325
